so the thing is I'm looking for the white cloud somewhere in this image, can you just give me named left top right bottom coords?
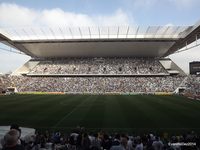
left=0, top=3, right=37, bottom=27
left=0, top=3, right=133, bottom=27
left=94, top=9, right=132, bottom=26
left=39, top=8, right=95, bottom=27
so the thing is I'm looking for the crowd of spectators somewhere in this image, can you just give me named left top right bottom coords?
left=0, top=75, right=11, bottom=93
left=183, top=75, right=200, bottom=98
left=2, top=57, right=200, bottom=94
left=0, top=76, right=184, bottom=93
left=0, top=125, right=199, bottom=150
left=29, top=58, right=168, bottom=75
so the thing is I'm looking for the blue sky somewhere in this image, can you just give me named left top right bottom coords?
left=0, top=0, right=200, bottom=73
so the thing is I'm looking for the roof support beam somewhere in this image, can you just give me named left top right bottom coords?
left=88, top=27, right=91, bottom=39
left=144, top=26, right=150, bottom=38
left=98, top=27, right=100, bottom=39
left=0, top=29, right=9, bottom=40
left=69, top=27, right=73, bottom=39
left=49, top=28, right=56, bottom=39
left=22, top=29, right=30, bottom=39
left=165, top=24, right=200, bottom=56
left=135, top=27, right=139, bottom=38
left=108, top=27, right=109, bottom=38
left=40, top=28, right=48, bottom=39
left=1, top=29, right=12, bottom=40
left=0, top=46, right=25, bottom=55
left=31, top=28, right=39, bottom=39
left=117, top=27, right=119, bottom=38
left=126, top=26, right=130, bottom=38
left=153, top=26, right=160, bottom=38
left=172, top=26, right=181, bottom=38
left=161, top=26, right=170, bottom=38
left=13, top=29, right=22, bottom=40
left=59, top=27, right=65, bottom=39
left=0, top=33, right=34, bottom=56
left=79, top=27, right=82, bottom=38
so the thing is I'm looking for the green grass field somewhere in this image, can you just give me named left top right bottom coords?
left=0, top=94, right=200, bottom=133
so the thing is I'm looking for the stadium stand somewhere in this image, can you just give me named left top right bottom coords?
left=15, top=76, right=184, bottom=93
left=28, top=58, right=168, bottom=75
left=0, top=56, right=191, bottom=94
left=183, top=75, right=200, bottom=99
left=1, top=57, right=200, bottom=95
left=0, top=75, right=10, bottom=94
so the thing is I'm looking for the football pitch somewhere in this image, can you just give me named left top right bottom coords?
left=0, top=94, right=200, bottom=133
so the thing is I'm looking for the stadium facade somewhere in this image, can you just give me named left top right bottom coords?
left=0, top=21, right=200, bottom=94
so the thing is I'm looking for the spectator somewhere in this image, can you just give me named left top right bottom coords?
left=2, top=129, right=24, bottom=150
left=152, top=136, right=164, bottom=150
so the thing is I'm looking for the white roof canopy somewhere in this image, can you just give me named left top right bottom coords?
left=1, top=24, right=199, bottom=58
left=0, top=26, right=190, bottom=41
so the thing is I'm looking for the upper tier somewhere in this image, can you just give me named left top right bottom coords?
left=28, top=58, right=168, bottom=75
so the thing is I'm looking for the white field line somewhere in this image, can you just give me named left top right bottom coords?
left=53, top=96, right=91, bottom=127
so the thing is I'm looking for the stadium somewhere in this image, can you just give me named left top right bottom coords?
left=0, top=3, right=200, bottom=149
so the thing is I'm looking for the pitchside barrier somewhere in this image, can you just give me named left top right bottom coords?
left=17, top=92, right=65, bottom=95
left=14, top=92, right=173, bottom=95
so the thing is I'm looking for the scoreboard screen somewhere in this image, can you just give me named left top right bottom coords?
left=190, top=62, right=200, bottom=75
